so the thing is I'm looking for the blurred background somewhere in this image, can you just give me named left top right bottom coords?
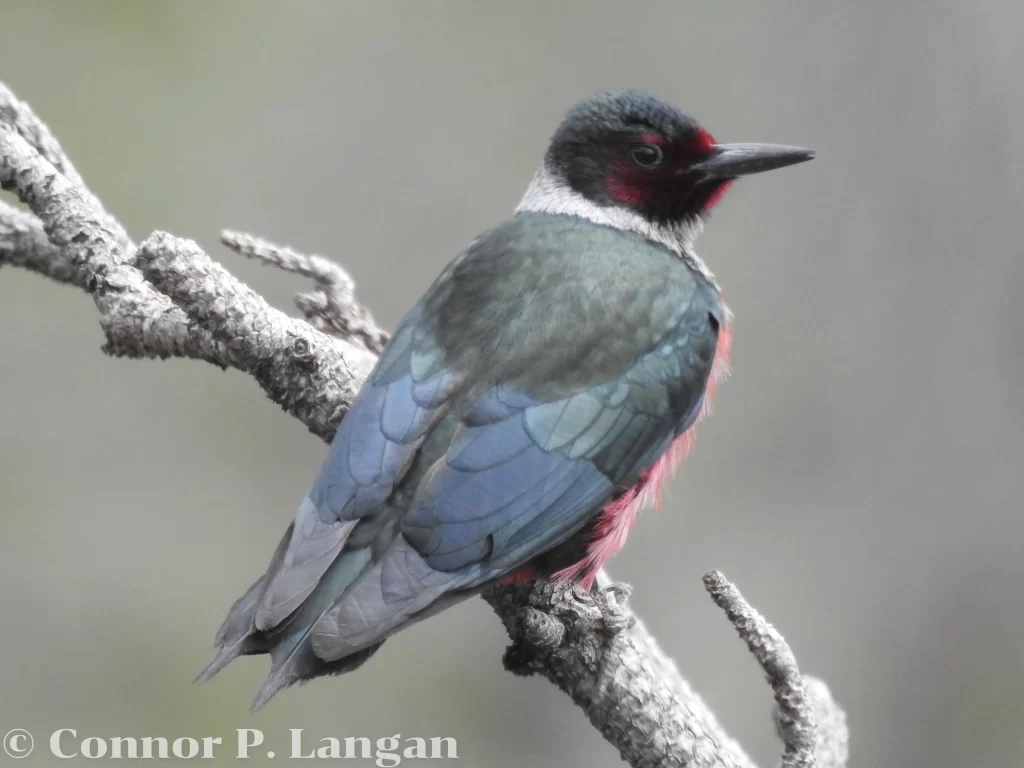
left=1, top=2, right=1021, bottom=766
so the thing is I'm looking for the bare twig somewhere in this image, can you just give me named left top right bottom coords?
left=0, top=121, right=208, bottom=361
left=703, top=571, right=848, bottom=768
left=799, top=678, right=850, bottom=768
left=1, top=79, right=848, bottom=768
left=221, top=229, right=389, bottom=354
left=0, top=81, right=85, bottom=188
left=137, top=231, right=374, bottom=439
left=0, top=118, right=373, bottom=405
left=0, top=199, right=83, bottom=287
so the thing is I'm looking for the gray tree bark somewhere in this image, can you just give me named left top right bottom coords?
left=0, top=80, right=848, bottom=768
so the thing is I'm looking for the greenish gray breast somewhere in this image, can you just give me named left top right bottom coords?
left=426, top=211, right=722, bottom=398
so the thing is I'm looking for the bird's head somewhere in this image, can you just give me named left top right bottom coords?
left=517, top=90, right=814, bottom=258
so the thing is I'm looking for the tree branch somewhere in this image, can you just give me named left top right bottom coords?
left=220, top=229, right=389, bottom=355
left=0, top=81, right=85, bottom=189
left=0, top=80, right=848, bottom=767
left=135, top=231, right=374, bottom=439
left=0, top=199, right=83, bottom=287
left=703, top=571, right=848, bottom=768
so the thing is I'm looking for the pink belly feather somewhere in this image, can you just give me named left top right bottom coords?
left=551, top=316, right=733, bottom=590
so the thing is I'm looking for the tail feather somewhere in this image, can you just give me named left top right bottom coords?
left=201, top=508, right=484, bottom=709
left=250, top=640, right=384, bottom=712
left=199, top=513, right=382, bottom=708
left=196, top=574, right=265, bottom=683
left=255, top=501, right=356, bottom=632
left=250, top=585, right=479, bottom=709
left=195, top=631, right=263, bottom=684
left=196, top=523, right=294, bottom=683
left=247, top=543, right=374, bottom=708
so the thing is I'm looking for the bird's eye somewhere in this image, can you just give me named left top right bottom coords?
left=631, top=144, right=663, bottom=168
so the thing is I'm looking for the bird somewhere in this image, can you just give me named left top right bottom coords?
left=198, top=90, right=814, bottom=710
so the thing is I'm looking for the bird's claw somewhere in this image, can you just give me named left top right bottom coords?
left=592, top=582, right=636, bottom=635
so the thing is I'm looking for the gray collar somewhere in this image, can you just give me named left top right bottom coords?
left=515, top=164, right=718, bottom=287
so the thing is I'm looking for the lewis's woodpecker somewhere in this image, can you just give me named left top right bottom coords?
left=199, top=91, right=813, bottom=709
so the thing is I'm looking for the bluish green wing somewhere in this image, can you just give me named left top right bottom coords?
left=254, top=306, right=462, bottom=630
left=308, top=309, right=719, bottom=662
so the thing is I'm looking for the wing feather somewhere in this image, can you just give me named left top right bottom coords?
left=255, top=308, right=462, bottom=632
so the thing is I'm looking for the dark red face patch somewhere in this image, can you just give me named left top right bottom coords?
left=702, top=179, right=733, bottom=211
left=606, top=172, right=653, bottom=206
left=691, top=127, right=716, bottom=153
left=604, top=126, right=727, bottom=214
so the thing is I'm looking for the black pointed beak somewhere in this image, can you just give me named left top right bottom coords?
left=690, top=142, right=815, bottom=179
